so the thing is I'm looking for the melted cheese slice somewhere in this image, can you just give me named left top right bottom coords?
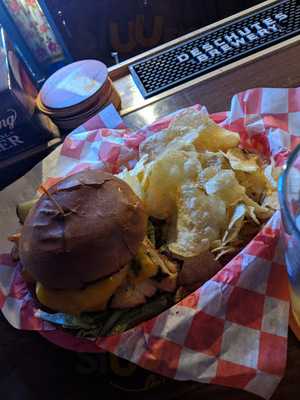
left=128, top=244, right=159, bottom=284
left=36, top=266, right=128, bottom=315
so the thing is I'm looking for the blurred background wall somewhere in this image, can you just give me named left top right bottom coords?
left=45, top=0, right=263, bottom=65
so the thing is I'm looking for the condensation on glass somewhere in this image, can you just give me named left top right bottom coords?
left=279, top=144, right=300, bottom=330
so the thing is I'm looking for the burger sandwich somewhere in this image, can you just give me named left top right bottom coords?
left=13, top=169, right=195, bottom=333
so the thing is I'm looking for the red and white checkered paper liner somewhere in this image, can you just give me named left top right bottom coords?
left=1, top=89, right=297, bottom=398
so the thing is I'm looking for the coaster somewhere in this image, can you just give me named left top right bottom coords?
left=39, top=59, right=108, bottom=110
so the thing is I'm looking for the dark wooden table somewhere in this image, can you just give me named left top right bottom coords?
left=1, top=309, right=299, bottom=400
left=2, top=40, right=300, bottom=400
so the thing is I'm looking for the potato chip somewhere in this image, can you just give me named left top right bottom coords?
left=192, top=119, right=240, bottom=152
left=222, top=203, right=247, bottom=244
left=169, top=107, right=210, bottom=132
left=243, top=194, right=274, bottom=220
left=161, top=139, right=198, bottom=155
left=140, top=108, right=240, bottom=160
left=222, top=148, right=259, bottom=172
left=132, top=154, right=149, bottom=181
left=140, top=128, right=199, bottom=161
left=118, top=171, right=144, bottom=200
left=199, top=166, right=219, bottom=186
left=261, top=191, right=279, bottom=210
left=235, top=169, right=267, bottom=201
left=198, top=152, right=230, bottom=187
left=120, top=105, right=279, bottom=264
left=143, top=150, right=202, bottom=219
left=139, top=129, right=176, bottom=161
left=118, top=155, right=149, bottom=199
left=215, top=246, right=237, bottom=260
left=168, top=184, right=227, bottom=257
left=211, top=245, right=225, bottom=253
left=198, top=150, right=229, bottom=169
left=210, top=239, right=222, bottom=251
left=245, top=205, right=261, bottom=225
left=140, top=108, right=207, bottom=160
left=264, top=164, right=281, bottom=190
left=204, top=170, right=245, bottom=206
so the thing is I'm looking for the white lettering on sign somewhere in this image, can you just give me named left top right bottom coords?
left=220, top=43, right=233, bottom=52
left=275, top=12, right=288, bottom=22
left=225, top=33, right=247, bottom=48
left=0, top=109, right=17, bottom=131
left=237, top=27, right=251, bottom=36
left=256, top=28, right=270, bottom=37
left=196, top=53, right=209, bottom=63
left=246, top=33, right=259, bottom=42
left=263, top=17, right=276, bottom=27
left=176, top=11, right=288, bottom=66
left=208, top=48, right=222, bottom=57
left=190, top=48, right=201, bottom=57
left=251, top=22, right=263, bottom=31
left=202, top=42, right=213, bottom=52
left=0, top=135, right=24, bottom=152
left=213, top=38, right=223, bottom=46
left=268, top=24, right=279, bottom=32
left=177, top=53, right=190, bottom=63
left=213, top=39, right=233, bottom=53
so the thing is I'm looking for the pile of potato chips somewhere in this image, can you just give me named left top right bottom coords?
left=119, top=108, right=280, bottom=260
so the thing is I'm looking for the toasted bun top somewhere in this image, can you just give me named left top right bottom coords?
left=19, top=170, right=147, bottom=289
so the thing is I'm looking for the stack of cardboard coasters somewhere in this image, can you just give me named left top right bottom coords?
left=36, top=60, right=121, bottom=130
